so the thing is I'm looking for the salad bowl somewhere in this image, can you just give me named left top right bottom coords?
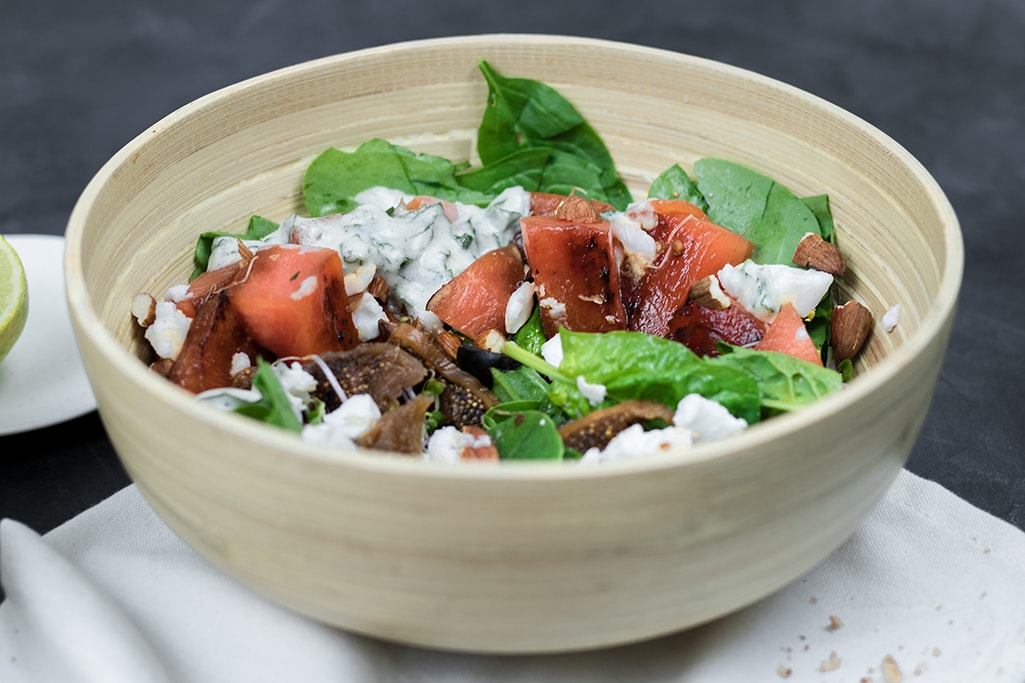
left=64, top=34, right=962, bottom=653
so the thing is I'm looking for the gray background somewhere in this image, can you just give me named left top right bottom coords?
left=1, top=0, right=1022, bottom=564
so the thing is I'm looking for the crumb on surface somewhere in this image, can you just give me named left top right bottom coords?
left=827, top=614, right=844, bottom=631
left=882, top=654, right=903, bottom=682
left=820, top=650, right=842, bottom=672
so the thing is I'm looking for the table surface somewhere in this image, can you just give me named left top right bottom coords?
left=1, top=0, right=1023, bottom=583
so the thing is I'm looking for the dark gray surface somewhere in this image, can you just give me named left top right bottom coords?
left=1, top=0, right=1023, bottom=554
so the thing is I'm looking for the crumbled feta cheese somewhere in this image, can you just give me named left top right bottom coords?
left=290, top=275, right=318, bottom=300
left=163, top=284, right=190, bottom=302
left=272, top=361, right=318, bottom=421
left=302, top=394, right=382, bottom=447
left=882, top=303, right=901, bottom=332
left=505, top=280, right=536, bottom=334
left=717, top=259, right=833, bottom=322
left=580, top=423, right=694, bottom=464
left=673, top=393, right=747, bottom=442
left=576, top=376, right=607, bottom=406
left=610, top=200, right=658, bottom=277
left=539, top=296, right=566, bottom=321
left=229, top=352, right=252, bottom=377
left=424, top=425, right=475, bottom=464
left=351, top=293, right=388, bottom=341
left=541, top=335, right=564, bottom=367
left=144, top=301, right=191, bottom=360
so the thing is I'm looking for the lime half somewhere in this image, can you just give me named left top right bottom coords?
left=0, top=234, right=29, bottom=363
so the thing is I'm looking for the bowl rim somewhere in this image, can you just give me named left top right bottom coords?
left=64, top=33, right=965, bottom=482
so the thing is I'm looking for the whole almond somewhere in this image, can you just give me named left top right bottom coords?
left=831, top=299, right=873, bottom=361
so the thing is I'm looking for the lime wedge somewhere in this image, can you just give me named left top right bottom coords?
left=0, top=234, right=29, bottom=363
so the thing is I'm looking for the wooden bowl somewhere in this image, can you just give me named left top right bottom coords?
left=64, top=35, right=962, bottom=653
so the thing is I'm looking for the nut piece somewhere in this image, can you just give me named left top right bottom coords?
left=687, top=275, right=730, bottom=310
left=555, top=194, right=603, bottom=223
left=793, top=232, right=847, bottom=277
left=435, top=329, right=463, bottom=359
left=831, top=299, right=873, bottom=362
left=131, top=293, right=157, bottom=327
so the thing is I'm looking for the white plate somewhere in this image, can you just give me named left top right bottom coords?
left=0, top=234, right=97, bottom=435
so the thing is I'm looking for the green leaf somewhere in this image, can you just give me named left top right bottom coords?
left=454, top=148, right=552, bottom=194
left=512, top=305, right=546, bottom=356
left=555, top=330, right=761, bottom=424
left=483, top=406, right=565, bottom=460
left=647, top=163, right=708, bottom=212
left=694, top=158, right=823, bottom=264
left=232, top=358, right=303, bottom=432
left=301, top=139, right=494, bottom=217
left=710, top=345, right=843, bottom=416
left=800, top=194, right=836, bottom=244
left=477, top=60, right=632, bottom=210
left=191, top=214, right=279, bottom=280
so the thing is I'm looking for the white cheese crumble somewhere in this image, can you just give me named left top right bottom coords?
left=717, top=259, right=833, bottom=322
left=505, top=280, right=536, bottom=334
left=609, top=199, right=658, bottom=278
left=144, top=301, right=192, bottom=360
left=424, top=425, right=475, bottom=464
left=882, top=303, right=901, bottom=332
left=229, top=352, right=252, bottom=377
left=351, top=293, right=388, bottom=342
left=579, top=394, right=747, bottom=464
left=576, top=376, right=607, bottom=406
left=301, top=394, right=381, bottom=447
left=541, top=334, right=564, bottom=367
left=163, top=284, right=191, bottom=302
left=580, top=423, right=693, bottom=464
left=672, top=393, right=748, bottom=442
left=290, top=275, right=318, bottom=300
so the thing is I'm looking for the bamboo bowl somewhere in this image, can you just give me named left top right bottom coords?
left=65, top=35, right=962, bottom=653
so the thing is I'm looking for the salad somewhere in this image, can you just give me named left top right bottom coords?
left=132, top=61, right=876, bottom=464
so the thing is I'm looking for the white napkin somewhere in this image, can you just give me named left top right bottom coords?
left=2, top=470, right=1024, bottom=683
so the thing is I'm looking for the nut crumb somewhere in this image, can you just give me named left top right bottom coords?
left=932, top=647, right=941, bottom=657
left=777, top=665, right=793, bottom=678
left=827, top=615, right=844, bottom=631
left=882, top=654, right=902, bottom=682
left=810, top=596, right=818, bottom=604
left=860, top=678, right=873, bottom=683
left=984, top=546, right=992, bottom=554
left=820, top=650, right=842, bottom=672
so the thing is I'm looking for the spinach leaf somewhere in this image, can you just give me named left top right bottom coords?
left=491, top=365, right=561, bottom=419
left=482, top=406, right=565, bottom=460
left=191, top=214, right=278, bottom=280
left=800, top=194, right=836, bottom=244
left=477, top=60, right=632, bottom=210
left=694, top=158, right=823, bottom=265
left=647, top=163, right=709, bottom=212
left=512, top=305, right=546, bottom=356
left=302, top=139, right=494, bottom=217
left=232, top=358, right=303, bottom=432
left=710, top=345, right=843, bottom=416
left=555, top=330, right=762, bottom=424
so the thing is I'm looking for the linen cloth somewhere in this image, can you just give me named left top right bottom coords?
left=2, top=469, right=1024, bottom=683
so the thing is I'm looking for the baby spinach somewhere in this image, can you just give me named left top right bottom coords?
left=483, top=406, right=565, bottom=460
left=477, top=60, right=632, bottom=210
left=710, top=344, right=843, bottom=415
left=302, top=139, right=495, bottom=217
left=647, top=163, right=709, bottom=212
left=232, top=358, right=303, bottom=432
left=693, top=158, right=824, bottom=265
